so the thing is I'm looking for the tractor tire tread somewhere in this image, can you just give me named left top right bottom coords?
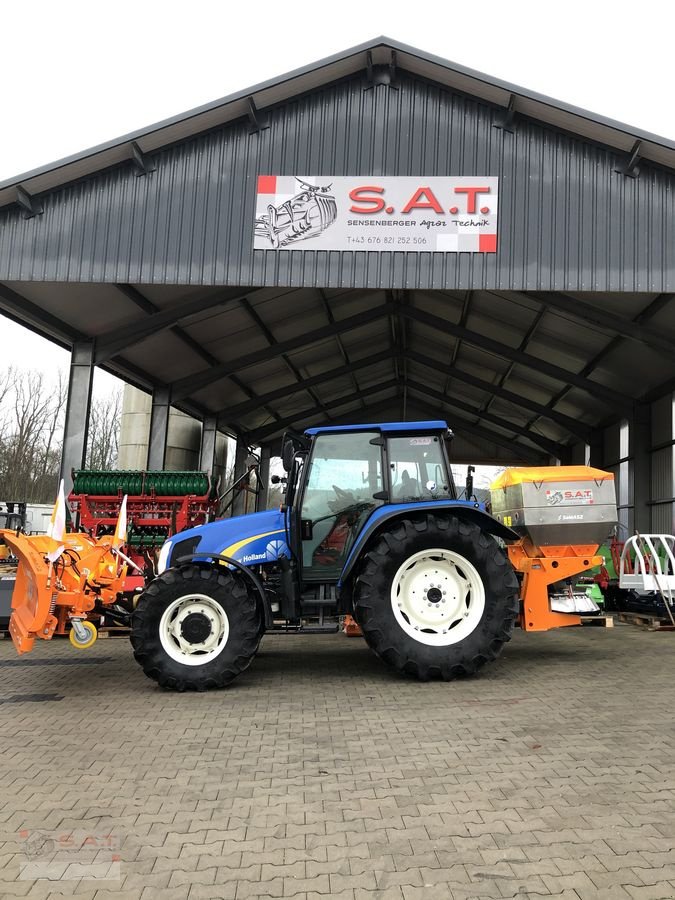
left=354, top=513, right=519, bottom=681
left=131, top=564, right=261, bottom=691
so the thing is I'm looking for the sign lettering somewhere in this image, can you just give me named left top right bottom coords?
left=254, top=176, right=499, bottom=252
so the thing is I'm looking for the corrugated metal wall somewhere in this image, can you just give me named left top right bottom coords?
left=650, top=393, right=675, bottom=534
left=597, top=396, right=675, bottom=537
left=1, top=71, right=674, bottom=290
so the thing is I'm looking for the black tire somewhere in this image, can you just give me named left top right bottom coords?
left=131, top=564, right=261, bottom=691
left=353, top=514, right=519, bottom=680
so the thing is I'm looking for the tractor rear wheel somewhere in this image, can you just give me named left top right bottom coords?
left=131, top=564, right=261, bottom=691
left=353, top=515, right=519, bottom=680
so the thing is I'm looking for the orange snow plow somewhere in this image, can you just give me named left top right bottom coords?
left=1, top=485, right=131, bottom=654
left=1, top=528, right=128, bottom=653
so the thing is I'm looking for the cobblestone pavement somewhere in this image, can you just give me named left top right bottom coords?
left=0, top=622, right=674, bottom=899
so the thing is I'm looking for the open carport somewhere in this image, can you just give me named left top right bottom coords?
left=1, top=37, right=674, bottom=531
left=2, top=34, right=675, bottom=900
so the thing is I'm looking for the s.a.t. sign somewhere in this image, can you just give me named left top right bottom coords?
left=254, top=176, right=498, bottom=252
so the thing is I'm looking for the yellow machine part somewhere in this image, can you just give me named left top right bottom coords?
left=69, top=620, right=98, bottom=649
left=491, top=465, right=614, bottom=489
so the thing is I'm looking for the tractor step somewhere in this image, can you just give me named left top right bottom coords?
left=265, top=624, right=339, bottom=635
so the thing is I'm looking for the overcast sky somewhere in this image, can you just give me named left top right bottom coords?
left=2, top=0, right=673, bottom=381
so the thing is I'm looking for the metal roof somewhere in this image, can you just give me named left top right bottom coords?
left=305, top=421, right=449, bottom=435
left=1, top=39, right=674, bottom=463
left=1, top=35, right=674, bottom=211
left=3, top=279, right=673, bottom=462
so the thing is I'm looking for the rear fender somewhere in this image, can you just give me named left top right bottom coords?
left=339, top=502, right=518, bottom=586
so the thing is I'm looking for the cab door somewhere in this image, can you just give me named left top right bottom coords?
left=299, top=431, right=384, bottom=580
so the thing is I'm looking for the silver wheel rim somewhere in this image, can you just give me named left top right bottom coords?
left=390, top=548, right=485, bottom=646
left=159, top=594, right=229, bottom=666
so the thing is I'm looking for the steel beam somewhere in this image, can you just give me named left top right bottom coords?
left=291, top=396, right=405, bottom=431
left=15, top=185, right=42, bottom=218
left=0, top=283, right=83, bottom=345
left=525, top=290, right=675, bottom=432
left=520, top=290, right=675, bottom=356
left=402, top=303, right=631, bottom=411
left=199, top=416, right=218, bottom=477
left=256, top=446, right=271, bottom=512
left=232, top=439, right=250, bottom=517
left=406, top=391, right=546, bottom=464
left=406, top=350, right=594, bottom=442
left=249, top=379, right=400, bottom=443
left=405, top=379, right=564, bottom=457
left=112, top=285, right=278, bottom=424
left=444, top=290, right=473, bottom=389
left=481, top=304, right=546, bottom=416
left=318, top=288, right=366, bottom=408
left=171, top=304, right=390, bottom=400
left=148, top=387, right=171, bottom=470
left=130, top=141, right=155, bottom=176
left=59, top=342, right=95, bottom=496
left=95, top=287, right=261, bottom=363
left=216, top=350, right=393, bottom=422
left=239, top=296, right=326, bottom=415
left=633, top=404, right=651, bottom=531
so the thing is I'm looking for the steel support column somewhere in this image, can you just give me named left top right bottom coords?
left=199, top=416, right=218, bottom=477
left=148, top=387, right=171, bottom=470
left=232, top=438, right=250, bottom=517
left=59, top=341, right=95, bottom=497
left=256, top=446, right=271, bottom=512
left=632, top=405, right=651, bottom=533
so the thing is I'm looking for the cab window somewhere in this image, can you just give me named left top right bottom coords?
left=388, top=435, right=453, bottom=501
left=300, top=432, right=383, bottom=576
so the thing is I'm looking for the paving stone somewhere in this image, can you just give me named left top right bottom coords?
left=0, top=629, right=673, bottom=900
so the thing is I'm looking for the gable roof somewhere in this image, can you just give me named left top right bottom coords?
left=1, top=36, right=674, bottom=211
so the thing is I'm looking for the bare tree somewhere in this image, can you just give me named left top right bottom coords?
left=0, top=368, right=17, bottom=443
left=0, top=368, right=66, bottom=502
left=86, top=388, right=122, bottom=470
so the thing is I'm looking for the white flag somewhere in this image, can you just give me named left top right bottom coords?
left=112, top=495, right=128, bottom=549
left=45, top=480, right=66, bottom=563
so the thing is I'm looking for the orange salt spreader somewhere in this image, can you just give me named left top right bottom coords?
left=489, top=466, right=617, bottom=631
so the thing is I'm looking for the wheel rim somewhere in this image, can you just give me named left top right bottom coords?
left=159, top=594, right=229, bottom=666
left=390, top=548, right=485, bottom=646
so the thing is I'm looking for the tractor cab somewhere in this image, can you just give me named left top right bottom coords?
left=283, top=422, right=458, bottom=581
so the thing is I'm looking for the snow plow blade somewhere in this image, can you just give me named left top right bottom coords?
left=0, top=530, right=127, bottom=655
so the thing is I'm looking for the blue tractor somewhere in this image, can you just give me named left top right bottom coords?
left=131, top=421, right=519, bottom=690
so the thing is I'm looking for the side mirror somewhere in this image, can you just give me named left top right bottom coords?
left=282, top=439, right=296, bottom=473
left=281, top=431, right=310, bottom=472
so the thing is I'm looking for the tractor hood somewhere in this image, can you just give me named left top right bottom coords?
left=159, top=508, right=289, bottom=572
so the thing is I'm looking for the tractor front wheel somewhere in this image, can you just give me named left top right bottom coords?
left=354, top=515, right=519, bottom=680
left=131, top=565, right=261, bottom=691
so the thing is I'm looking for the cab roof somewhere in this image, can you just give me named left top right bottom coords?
left=305, top=420, right=450, bottom=436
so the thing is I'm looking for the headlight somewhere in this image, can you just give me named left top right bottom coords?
left=157, top=541, right=172, bottom=574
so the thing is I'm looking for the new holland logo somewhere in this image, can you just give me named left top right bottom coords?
left=265, top=539, right=288, bottom=561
